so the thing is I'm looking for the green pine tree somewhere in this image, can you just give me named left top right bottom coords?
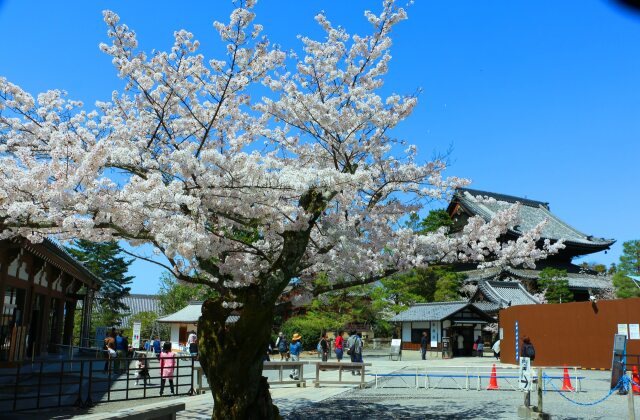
left=66, top=240, right=134, bottom=326
left=538, top=267, right=573, bottom=303
left=612, top=240, right=640, bottom=298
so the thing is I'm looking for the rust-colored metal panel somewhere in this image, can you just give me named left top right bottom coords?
left=500, top=298, right=640, bottom=369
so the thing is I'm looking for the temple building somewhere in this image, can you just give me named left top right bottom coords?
left=0, top=238, right=101, bottom=363
left=392, top=188, right=615, bottom=352
left=448, top=188, right=615, bottom=302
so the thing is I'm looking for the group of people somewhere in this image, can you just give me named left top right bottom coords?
left=273, top=330, right=365, bottom=380
left=103, top=330, right=180, bottom=396
left=102, top=328, right=130, bottom=374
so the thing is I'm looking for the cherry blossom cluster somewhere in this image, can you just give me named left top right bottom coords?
left=0, top=1, right=559, bottom=305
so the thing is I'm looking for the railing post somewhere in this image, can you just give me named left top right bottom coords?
left=125, top=355, right=130, bottom=401
left=535, top=368, right=542, bottom=412
left=13, top=363, right=21, bottom=411
left=75, top=360, right=85, bottom=407
left=86, top=360, right=94, bottom=407
left=188, top=356, right=195, bottom=395
left=36, top=361, right=44, bottom=409
left=58, top=360, right=64, bottom=407
left=629, top=373, right=636, bottom=420
left=176, top=355, right=180, bottom=394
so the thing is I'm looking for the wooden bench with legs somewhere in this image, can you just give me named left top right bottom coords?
left=313, top=362, right=372, bottom=388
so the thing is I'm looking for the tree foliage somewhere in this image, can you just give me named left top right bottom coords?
left=612, top=240, right=640, bottom=298
left=538, top=267, right=573, bottom=303
left=66, top=240, right=133, bottom=326
left=157, top=272, right=218, bottom=315
left=0, top=2, right=563, bottom=418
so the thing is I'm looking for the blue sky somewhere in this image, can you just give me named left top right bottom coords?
left=1, top=1, right=638, bottom=293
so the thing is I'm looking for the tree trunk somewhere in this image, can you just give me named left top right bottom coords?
left=198, top=288, right=280, bottom=420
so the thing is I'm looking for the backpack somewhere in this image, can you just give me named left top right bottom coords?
left=524, top=344, right=535, bottom=360
left=278, top=338, right=287, bottom=352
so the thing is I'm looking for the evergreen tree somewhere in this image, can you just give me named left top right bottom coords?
left=66, top=240, right=134, bottom=326
left=157, top=272, right=219, bottom=315
left=538, top=267, right=573, bottom=303
left=612, top=240, right=640, bottom=298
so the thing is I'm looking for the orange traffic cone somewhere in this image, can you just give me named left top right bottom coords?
left=487, top=364, right=499, bottom=390
left=632, top=366, right=640, bottom=395
left=561, top=367, right=575, bottom=392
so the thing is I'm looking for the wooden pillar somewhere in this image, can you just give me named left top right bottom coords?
left=39, top=294, right=52, bottom=355
left=50, top=298, right=65, bottom=351
left=62, top=300, right=76, bottom=345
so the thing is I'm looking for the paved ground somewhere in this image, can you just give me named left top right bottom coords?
left=10, top=350, right=640, bottom=419
left=175, top=351, right=640, bottom=419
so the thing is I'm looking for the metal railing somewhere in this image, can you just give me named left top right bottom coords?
left=0, top=354, right=197, bottom=412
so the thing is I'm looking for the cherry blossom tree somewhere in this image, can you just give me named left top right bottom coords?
left=0, top=1, right=562, bottom=418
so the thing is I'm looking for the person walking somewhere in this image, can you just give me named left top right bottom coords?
left=319, top=332, right=329, bottom=362
left=346, top=331, right=362, bottom=375
left=187, top=330, right=198, bottom=357
left=334, top=330, right=344, bottom=362
left=420, top=331, right=428, bottom=360
left=521, top=336, right=536, bottom=364
left=135, top=353, right=150, bottom=386
left=115, top=330, right=128, bottom=373
left=289, top=333, right=302, bottom=380
left=354, top=332, right=364, bottom=375
left=492, top=338, right=501, bottom=360
left=476, top=336, right=484, bottom=357
left=152, top=336, right=162, bottom=358
left=103, top=331, right=115, bottom=373
left=159, top=342, right=176, bottom=395
left=275, top=332, right=288, bottom=361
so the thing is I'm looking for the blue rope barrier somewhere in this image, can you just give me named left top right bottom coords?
left=543, top=373, right=628, bottom=407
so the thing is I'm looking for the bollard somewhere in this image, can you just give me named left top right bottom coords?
left=537, top=368, right=543, bottom=413
left=629, top=372, right=636, bottom=420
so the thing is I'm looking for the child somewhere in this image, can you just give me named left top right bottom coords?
left=107, top=347, right=117, bottom=373
left=135, top=353, right=150, bottom=386
left=159, top=342, right=176, bottom=395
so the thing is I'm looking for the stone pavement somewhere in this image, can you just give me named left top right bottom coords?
left=39, top=351, right=640, bottom=419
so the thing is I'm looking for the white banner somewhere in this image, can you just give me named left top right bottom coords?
left=132, top=321, right=142, bottom=349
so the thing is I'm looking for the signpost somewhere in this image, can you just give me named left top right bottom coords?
left=519, top=356, right=532, bottom=392
left=132, top=321, right=142, bottom=349
left=611, top=334, right=627, bottom=390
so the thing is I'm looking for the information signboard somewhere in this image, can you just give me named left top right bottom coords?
left=132, top=321, right=142, bottom=349
left=519, top=356, right=532, bottom=391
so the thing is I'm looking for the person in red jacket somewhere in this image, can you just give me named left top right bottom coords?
left=334, top=330, right=345, bottom=362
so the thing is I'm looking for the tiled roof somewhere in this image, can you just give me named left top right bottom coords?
left=157, top=301, right=238, bottom=324
left=471, top=301, right=501, bottom=313
left=477, top=280, right=539, bottom=307
left=459, top=265, right=613, bottom=291
left=453, top=188, right=615, bottom=249
left=389, top=301, right=495, bottom=322
left=119, top=294, right=162, bottom=327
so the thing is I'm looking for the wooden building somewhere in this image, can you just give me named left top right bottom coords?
left=0, top=238, right=101, bottom=363
left=448, top=188, right=615, bottom=300
left=157, top=301, right=238, bottom=351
